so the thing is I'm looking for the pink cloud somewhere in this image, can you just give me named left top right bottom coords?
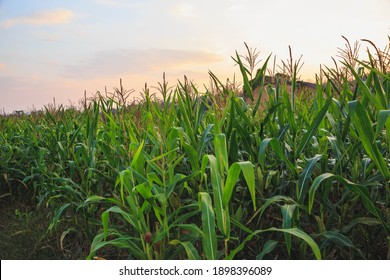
left=62, top=49, right=223, bottom=79
left=0, top=9, right=74, bottom=28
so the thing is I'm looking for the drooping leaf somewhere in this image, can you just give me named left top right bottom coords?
left=223, top=161, right=256, bottom=210
left=169, top=240, right=201, bottom=260
left=227, top=227, right=321, bottom=260
left=308, top=173, right=387, bottom=234
left=256, top=240, right=279, bottom=260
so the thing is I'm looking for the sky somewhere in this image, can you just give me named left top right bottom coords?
left=0, top=0, right=389, bottom=113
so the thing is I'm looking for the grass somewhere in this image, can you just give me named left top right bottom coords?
left=0, top=36, right=389, bottom=260
left=0, top=198, right=89, bottom=259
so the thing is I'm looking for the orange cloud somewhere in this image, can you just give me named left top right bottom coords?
left=0, top=9, right=74, bottom=28
left=0, top=63, right=5, bottom=71
left=62, top=49, right=223, bottom=79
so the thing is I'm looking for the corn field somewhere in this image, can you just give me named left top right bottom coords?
left=1, top=38, right=389, bottom=260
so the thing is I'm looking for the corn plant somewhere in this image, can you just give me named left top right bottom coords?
left=1, top=37, right=389, bottom=260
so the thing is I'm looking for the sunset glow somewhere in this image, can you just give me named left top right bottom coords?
left=0, top=0, right=389, bottom=113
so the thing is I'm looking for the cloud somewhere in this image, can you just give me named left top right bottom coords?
left=94, top=0, right=122, bottom=6
left=93, top=0, right=138, bottom=8
left=63, top=49, right=223, bottom=79
left=0, top=9, right=74, bottom=28
left=0, top=63, right=5, bottom=71
left=171, top=3, right=196, bottom=18
left=34, top=32, right=62, bottom=42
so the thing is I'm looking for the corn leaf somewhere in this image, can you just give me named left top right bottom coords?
left=256, top=240, right=278, bottom=260
left=198, top=192, right=217, bottom=260
left=258, top=138, right=298, bottom=178
left=169, top=240, right=201, bottom=260
left=297, top=154, right=322, bottom=203
left=296, top=97, right=332, bottom=157
left=223, top=161, right=256, bottom=210
left=227, top=227, right=321, bottom=260
left=348, top=101, right=390, bottom=179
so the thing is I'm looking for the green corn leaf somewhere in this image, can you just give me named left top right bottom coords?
left=147, top=148, right=179, bottom=163
left=48, top=203, right=71, bottom=233
left=135, top=182, right=153, bottom=200
left=282, top=86, right=298, bottom=135
left=256, top=240, right=279, bottom=260
left=342, top=217, right=381, bottom=233
left=169, top=240, right=201, bottom=260
left=102, top=206, right=143, bottom=233
left=223, top=161, right=256, bottom=210
left=130, top=141, right=145, bottom=176
left=222, top=163, right=242, bottom=209
left=201, top=155, right=229, bottom=237
left=130, top=141, right=144, bottom=168
left=344, top=61, right=384, bottom=110
left=308, top=173, right=387, bottom=233
left=327, top=137, right=342, bottom=160
left=233, top=51, right=253, bottom=101
left=84, top=195, right=120, bottom=206
left=321, top=231, right=356, bottom=248
left=348, top=101, right=390, bottom=179
left=375, top=109, right=390, bottom=139
left=146, top=172, right=163, bottom=188
left=235, top=120, right=256, bottom=157
left=252, top=54, right=272, bottom=117
left=297, top=154, right=322, bottom=204
left=371, top=67, right=387, bottom=109
left=247, top=195, right=296, bottom=225
left=198, top=192, right=217, bottom=260
left=281, top=204, right=297, bottom=256
left=183, top=143, right=199, bottom=171
left=355, top=57, right=390, bottom=81
left=198, top=124, right=214, bottom=160
left=230, top=218, right=253, bottom=234
left=228, top=129, right=238, bottom=163
left=296, top=97, right=332, bottom=157
left=320, top=231, right=365, bottom=259
left=165, top=171, right=200, bottom=198
left=258, top=138, right=298, bottom=178
left=227, top=227, right=321, bottom=260
left=116, top=169, right=133, bottom=204
left=102, top=211, right=109, bottom=240
left=232, top=97, right=253, bottom=129
left=175, top=223, right=203, bottom=237
left=215, top=134, right=229, bottom=174
left=88, top=231, right=145, bottom=260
